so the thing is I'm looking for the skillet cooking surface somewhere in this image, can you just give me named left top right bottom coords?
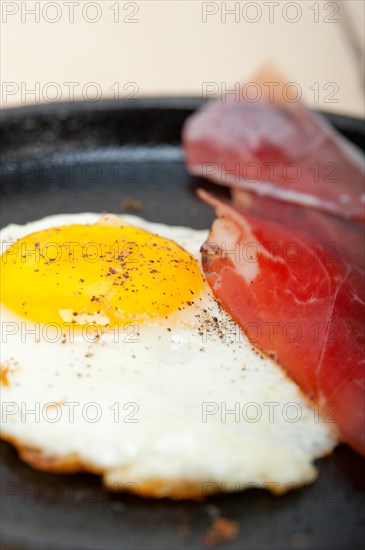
left=1, top=99, right=364, bottom=550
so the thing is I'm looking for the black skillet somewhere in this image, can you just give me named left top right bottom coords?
left=0, top=99, right=364, bottom=550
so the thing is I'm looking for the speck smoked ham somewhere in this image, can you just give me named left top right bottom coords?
left=183, top=94, right=365, bottom=222
left=198, top=189, right=365, bottom=456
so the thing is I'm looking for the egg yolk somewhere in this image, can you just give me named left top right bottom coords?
left=0, top=223, right=205, bottom=326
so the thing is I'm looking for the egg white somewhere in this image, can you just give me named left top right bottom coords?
left=0, top=213, right=337, bottom=498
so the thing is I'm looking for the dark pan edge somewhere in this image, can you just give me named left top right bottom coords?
left=1, top=97, right=364, bottom=131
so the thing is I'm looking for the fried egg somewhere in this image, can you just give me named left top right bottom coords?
left=0, top=213, right=337, bottom=499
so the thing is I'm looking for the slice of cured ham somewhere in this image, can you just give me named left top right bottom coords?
left=183, top=100, right=365, bottom=222
left=198, top=190, right=365, bottom=456
left=231, top=189, right=365, bottom=271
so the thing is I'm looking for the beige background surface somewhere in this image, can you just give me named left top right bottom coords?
left=1, top=0, right=364, bottom=116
